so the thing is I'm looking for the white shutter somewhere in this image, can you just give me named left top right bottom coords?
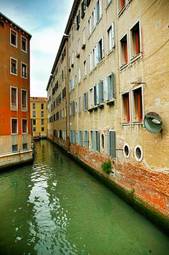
left=112, top=22, right=115, bottom=48
left=104, top=78, right=108, bottom=101
left=96, top=84, right=99, bottom=105
left=99, top=0, right=102, bottom=19
left=95, top=44, right=99, bottom=64
left=101, top=37, right=104, bottom=57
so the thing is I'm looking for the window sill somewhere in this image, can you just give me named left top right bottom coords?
left=21, top=49, right=28, bottom=54
left=130, top=53, right=142, bottom=64
left=106, top=0, right=112, bottom=10
left=118, top=6, right=126, bottom=17
left=122, top=122, right=143, bottom=126
left=120, top=63, right=128, bottom=71
left=98, top=103, right=104, bottom=109
left=21, top=108, right=28, bottom=112
left=107, top=48, right=115, bottom=57
left=10, top=43, right=17, bottom=48
left=10, top=72, right=18, bottom=76
left=106, top=98, right=115, bottom=105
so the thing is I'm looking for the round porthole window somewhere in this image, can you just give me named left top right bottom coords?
left=123, top=144, right=130, bottom=158
left=134, top=145, right=143, bottom=162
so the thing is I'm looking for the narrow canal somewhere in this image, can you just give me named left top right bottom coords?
left=0, top=140, right=169, bottom=255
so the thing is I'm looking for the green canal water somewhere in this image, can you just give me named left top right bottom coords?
left=0, top=140, right=169, bottom=255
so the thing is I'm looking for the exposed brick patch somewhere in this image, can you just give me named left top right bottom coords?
left=69, top=144, right=169, bottom=217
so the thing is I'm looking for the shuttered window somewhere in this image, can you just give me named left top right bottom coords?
left=108, top=131, right=116, bottom=158
left=122, top=92, right=130, bottom=123
left=131, top=22, right=140, bottom=57
left=84, top=131, right=89, bottom=148
left=83, top=92, right=88, bottom=111
left=120, top=35, right=128, bottom=65
left=133, top=87, right=143, bottom=122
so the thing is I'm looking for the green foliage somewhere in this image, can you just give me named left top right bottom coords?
left=101, top=160, right=112, bottom=174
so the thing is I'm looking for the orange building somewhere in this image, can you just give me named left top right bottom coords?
left=0, top=12, right=33, bottom=169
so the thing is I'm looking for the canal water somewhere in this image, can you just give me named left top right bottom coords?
left=0, top=140, right=169, bottom=255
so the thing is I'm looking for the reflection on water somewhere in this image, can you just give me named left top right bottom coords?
left=0, top=140, right=169, bottom=255
left=28, top=163, right=78, bottom=255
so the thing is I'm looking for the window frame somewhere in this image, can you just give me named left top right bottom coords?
left=21, top=35, right=28, bottom=53
left=130, top=20, right=142, bottom=61
left=21, top=89, right=28, bottom=112
left=21, top=62, right=28, bottom=79
left=121, top=91, right=131, bottom=124
left=131, top=85, right=144, bottom=124
left=10, top=86, right=18, bottom=111
left=120, top=34, right=128, bottom=68
left=10, top=57, right=18, bottom=76
left=10, top=28, right=18, bottom=48
left=22, top=118, right=28, bottom=134
left=11, top=118, right=18, bottom=135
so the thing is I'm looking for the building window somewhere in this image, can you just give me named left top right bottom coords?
left=107, top=0, right=112, bottom=6
left=123, top=144, right=130, bottom=158
left=41, top=111, right=44, bottom=117
left=84, top=61, right=87, bottom=76
left=41, top=127, right=44, bottom=132
left=21, top=63, right=27, bottom=78
left=12, top=144, right=18, bottom=152
left=104, top=74, right=115, bottom=102
left=23, top=143, right=28, bottom=151
left=101, top=134, right=104, bottom=149
left=21, top=89, right=27, bottom=111
left=107, top=23, right=115, bottom=51
left=108, top=131, right=116, bottom=158
left=98, top=81, right=104, bottom=104
left=10, top=87, right=18, bottom=110
left=122, top=92, right=130, bottom=123
left=41, top=119, right=44, bottom=125
left=91, top=131, right=100, bottom=152
left=11, top=118, right=18, bottom=134
left=10, top=58, right=17, bottom=75
left=131, top=22, right=141, bottom=58
left=96, top=0, right=102, bottom=23
left=83, top=92, right=88, bottom=111
left=134, top=145, right=143, bottom=162
left=22, top=119, right=27, bottom=133
left=120, top=35, right=128, bottom=66
left=33, top=111, right=36, bottom=118
left=21, top=36, right=27, bottom=52
left=33, top=119, right=36, bottom=125
left=10, top=29, right=17, bottom=47
left=41, top=103, right=44, bottom=110
left=33, top=103, right=36, bottom=109
left=97, top=38, right=104, bottom=62
left=132, top=87, right=143, bottom=123
left=76, top=11, right=80, bottom=30
left=119, top=0, right=126, bottom=11
left=84, top=131, right=89, bottom=148
left=33, top=127, right=36, bottom=132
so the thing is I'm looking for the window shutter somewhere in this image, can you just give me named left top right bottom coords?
left=101, top=37, right=104, bottom=58
left=112, top=22, right=115, bottom=48
left=94, top=85, right=97, bottom=106
left=109, top=131, right=116, bottom=158
left=96, top=131, right=100, bottom=152
left=96, top=84, right=99, bottom=105
left=94, top=131, right=97, bottom=151
left=95, top=44, right=99, bottom=64
left=104, top=78, right=108, bottom=101
left=99, top=0, right=102, bottom=19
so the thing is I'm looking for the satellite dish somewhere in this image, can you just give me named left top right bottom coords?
left=144, top=112, right=162, bottom=133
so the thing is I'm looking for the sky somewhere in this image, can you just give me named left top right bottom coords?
left=0, top=0, right=74, bottom=97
